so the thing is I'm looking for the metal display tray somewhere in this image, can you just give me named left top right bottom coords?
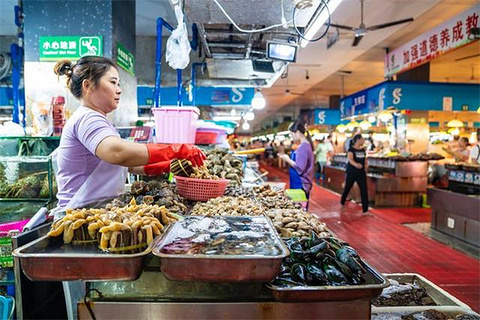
left=371, top=306, right=480, bottom=319
left=13, top=234, right=154, bottom=282
left=266, top=263, right=389, bottom=302
left=372, top=273, right=472, bottom=312
left=153, top=216, right=289, bottom=282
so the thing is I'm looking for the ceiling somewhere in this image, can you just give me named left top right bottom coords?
left=254, top=0, right=480, bottom=130
left=1, top=0, right=478, bottom=132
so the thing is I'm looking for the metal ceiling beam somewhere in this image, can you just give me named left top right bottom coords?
left=208, top=43, right=246, bottom=48
left=197, top=23, right=212, bottom=58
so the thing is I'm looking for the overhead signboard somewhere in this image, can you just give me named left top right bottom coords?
left=384, top=4, right=479, bottom=77
left=116, top=42, right=135, bottom=75
left=340, top=81, right=480, bottom=119
left=39, top=36, right=103, bottom=61
left=137, top=86, right=255, bottom=107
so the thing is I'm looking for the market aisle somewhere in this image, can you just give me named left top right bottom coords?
left=265, top=165, right=480, bottom=312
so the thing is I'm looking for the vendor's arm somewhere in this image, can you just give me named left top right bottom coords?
left=280, top=153, right=295, bottom=167
left=96, top=136, right=149, bottom=167
left=347, top=151, right=363, bottom=169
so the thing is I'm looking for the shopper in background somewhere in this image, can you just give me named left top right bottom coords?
left=314, top=138, right=329, bottom=184
left=53, top=56, right=205, bottom=211
left=445, top=137, right=470, bottom=162
left=279, top=120, right=315, bottom=200
left=277, top=141, right=286, bottom=168
left=366, top=131, right=376, bottom=152
left=470, top=129, right=480, bottom=164
left=341, top=134, right=369, bottom=213
left=344, top=128, right=361, bottom=153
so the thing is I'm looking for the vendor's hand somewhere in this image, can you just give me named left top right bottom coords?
left=356, top=163, right=363, bottom=169
left=146, top=144, right=206, bottom=167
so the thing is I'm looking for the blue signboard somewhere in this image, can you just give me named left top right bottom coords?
left=340, top=81, right=480, bottom=119
left=138, top=86, right=255, bottom=107
left=314, top=109, right=346, bottom=125
left=0, top=87, right=25, bottom=107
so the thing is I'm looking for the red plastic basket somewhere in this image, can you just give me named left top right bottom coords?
left=195, top=131, right=218, bottom=145
left=175, top=176, right=229, bottom=201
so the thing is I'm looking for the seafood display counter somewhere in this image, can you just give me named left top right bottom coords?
left=12, top=180, right=391, bottom=320
left=428, top=163, right=480, bottom=248
left=324, top=154, right=433, bottom=207
left=366, top=156, right=429, bottom=207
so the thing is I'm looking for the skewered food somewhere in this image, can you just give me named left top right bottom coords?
left=190, top=196, right=263, bottom=216
left=48, top=198, right=179, bottom=253
left=272, top=234, right=367, bottom=287
left=266, top=209, right=329, bottom=238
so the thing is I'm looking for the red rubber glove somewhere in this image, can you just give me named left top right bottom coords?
left=143, top=161, right=171, bottom=176
left=146, top=144, right=206, bottom=167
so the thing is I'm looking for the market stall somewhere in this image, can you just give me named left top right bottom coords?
left=428, top=163, right=480, bottom=248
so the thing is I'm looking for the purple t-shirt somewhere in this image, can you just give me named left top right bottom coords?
left=294, top=141, right=314, bottom=192
left=56, top=106, right=119, bottom=208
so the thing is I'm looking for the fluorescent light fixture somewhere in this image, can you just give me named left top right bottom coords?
left=300, top=0, right=343, bottom=48
left=359, top=120, right=372, bottom=130
left=252, top=91, right=266, bottom=110
left=242, top=122, right=250, bottom=131
left=244, top=111, right=255, bottom=121
left=230, top=108, right=236, bottom=116
left=277, top=131, right=290, bottom=135
left=212, top=116, right=242, bottom=121
left=267, top=41, right=298, bottom=62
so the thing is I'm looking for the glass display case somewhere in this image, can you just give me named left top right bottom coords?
left=0, top=136, right=60, bottom=157
left=0, top=156, right=56, bottom=202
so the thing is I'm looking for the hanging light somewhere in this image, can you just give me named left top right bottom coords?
left=346, top=120, right=359, bottom=131
left=386, top=124, right=395, bottom=133
left=359, top=120, right=372, bottom=130
left=242, top=121, right=250, bottom=131
left=230, top=108, right=236, bottom=116
left=477, top=107, right=480, bottom=113
left=378, top=111, right=393, bottom=123
left=368, top=115, right=377, bottom=123
left=336, top=124, right=347, bottom=133
left=447, top=127, right=460, bottom=136
left=252, top=91, right=266, bottom=110
left=244, top=111, right=255, bottom=121
left=446, top=119, right=464, bottom=128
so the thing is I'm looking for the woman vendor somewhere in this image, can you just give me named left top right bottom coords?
left=53, top=56, right=205, bottom=211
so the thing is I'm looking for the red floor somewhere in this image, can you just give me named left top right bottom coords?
left=265, top=165, right=480, bottom=312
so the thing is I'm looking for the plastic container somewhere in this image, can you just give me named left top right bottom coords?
left=175, top=176, right=229, bottom=201
left=196, top=128, right=227, bottom=144
left=285, top=189, right=307, bottom=201
left=152, top=107, right=199, bottom=144
left=195, top=131, right=218, bottom=145
left=0, top=295, right=14, bottom=320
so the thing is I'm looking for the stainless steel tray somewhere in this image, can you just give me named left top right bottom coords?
left=266, top=263, right=389, bottom=302
left=13, top=234, right=154, bottom=282
left=372, top=273, right=472, bottom=312
left=152, top=216, right=289, bottom=282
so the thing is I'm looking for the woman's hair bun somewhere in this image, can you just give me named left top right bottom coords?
left=53, top=59, right=75, bottom=77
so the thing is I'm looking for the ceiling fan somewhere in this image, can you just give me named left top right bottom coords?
left=331, top=0, right=414, bottom=47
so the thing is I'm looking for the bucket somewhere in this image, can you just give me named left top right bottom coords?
left=153, top=107, right=199, bottom=144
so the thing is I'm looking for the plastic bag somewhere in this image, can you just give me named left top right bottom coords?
left=166, top=7, right=191, bottom=70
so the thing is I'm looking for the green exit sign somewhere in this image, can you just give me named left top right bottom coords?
left=39, top=36, right=103, bottom=61
left=116, top=42, right=135, bottom=75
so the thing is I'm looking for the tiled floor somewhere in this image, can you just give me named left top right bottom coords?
left=265, top=165, right=480, bottom=312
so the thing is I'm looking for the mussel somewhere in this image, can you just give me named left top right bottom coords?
left=290, top=263, right=307, bottom=284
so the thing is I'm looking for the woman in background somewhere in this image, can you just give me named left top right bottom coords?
left=341, top=134, right=369, bottom=213
left=279, top=120, right=315, bottom=200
